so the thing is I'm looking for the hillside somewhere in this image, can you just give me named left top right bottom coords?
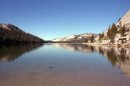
left=0, top=24, right=44, bottom=44
left=116, top=10, right=130, bottom=29
left=52, top=33, right=97, bottom=43
left=51, top=10, right=130, bottom=46
left=94, top=10, right=130, bottom=46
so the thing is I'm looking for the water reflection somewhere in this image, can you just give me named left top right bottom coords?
left=98, top=46, right=130, bottom=78
left=52, top=43, right=130, bottom=78
left=98, top=47, right=129, bottom=66
left=0, top=43, right=130, bottom=86
left=0, top=44, right=43, bottom=62
left=52, top=43, right=95, bottom=53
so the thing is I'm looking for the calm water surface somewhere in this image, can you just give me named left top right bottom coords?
left=0, top=43, right=130, bottom=86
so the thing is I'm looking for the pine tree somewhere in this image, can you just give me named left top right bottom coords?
left=90, top=35, right=94, bottom=43
left=107, top=23, right=118, bottom=40
left=119, top=25, right=126, bottom=36
left=111, top=23, right=118, bottom=34
left=99, top=33, right=104, bottom=40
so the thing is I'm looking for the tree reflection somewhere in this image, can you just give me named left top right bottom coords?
left=0, top=44, right=43, bottom=62
left=98, top=47, right=129, bottom=67
left=53, top=43, right=130, bottom=67
left=97, top=46, right=130, bottom=78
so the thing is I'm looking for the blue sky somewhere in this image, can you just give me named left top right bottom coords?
left=0, top=0, right=130, bottom=40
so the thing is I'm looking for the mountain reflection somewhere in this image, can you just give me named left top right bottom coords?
left=98, top=47, right=129, bottom=66
left=53, top=43, right=95, bottom=53
left=52, top=43, right=130, bottom=78
left=0, top=44, right=43, bottom=62
left=98, top=46, right=130, bottom=78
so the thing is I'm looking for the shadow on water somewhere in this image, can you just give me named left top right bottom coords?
left=0, top=44, right=43, bottom=62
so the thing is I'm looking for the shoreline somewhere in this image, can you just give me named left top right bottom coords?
left=82, top=42, right=130, bottom=48
left=46, top=42, right=130, bottom=48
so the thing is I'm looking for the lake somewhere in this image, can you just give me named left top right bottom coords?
left=0, top=43, right=130, bottom=86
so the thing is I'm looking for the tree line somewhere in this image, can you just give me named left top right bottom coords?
left=99, top=23, right=128, bottom=41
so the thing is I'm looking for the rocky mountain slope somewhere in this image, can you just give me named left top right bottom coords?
left=0, top=24, right=44, bottom=44
left=117, top=10, right=130, bottom=29
left=52, top=10, right=130, bottom=43
left=97, top=10, right=130, bottom=45
left=102, top=10, right=130, bottom=37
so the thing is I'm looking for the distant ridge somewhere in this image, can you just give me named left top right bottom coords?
left=52, top=33, right=97, bottom=43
